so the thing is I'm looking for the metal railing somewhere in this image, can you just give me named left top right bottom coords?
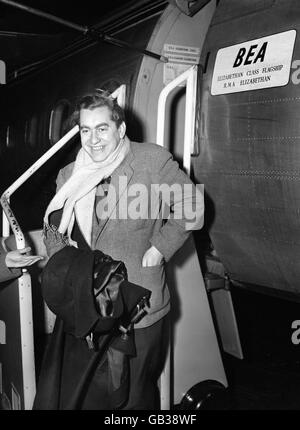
left=156, top=65, right=198, bottom=409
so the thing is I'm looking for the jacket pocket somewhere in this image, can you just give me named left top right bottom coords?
left=140, top=263, right=164, bottom=289
left=140, top=263, right=168, bottom=313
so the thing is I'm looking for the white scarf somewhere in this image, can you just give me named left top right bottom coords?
left=44, top=136, right=130, bottom=246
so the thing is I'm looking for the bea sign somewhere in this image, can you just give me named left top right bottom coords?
left=233, top=42, right=267, bottom=68
left=211, top=30, right=296, bottom=95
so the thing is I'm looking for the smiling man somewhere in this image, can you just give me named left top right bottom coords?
left=42, top=90, right=204, bottom=410
left=79, top=104, right=126, bottom=162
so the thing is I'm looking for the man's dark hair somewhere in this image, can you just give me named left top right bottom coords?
left=72, top=90, right=125, bottom=128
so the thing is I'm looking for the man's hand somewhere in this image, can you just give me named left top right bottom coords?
left=142, top=245, right=164, bottom=267
left=5, top=247, right=43, bottom=268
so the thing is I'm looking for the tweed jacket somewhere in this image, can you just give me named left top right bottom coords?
left=54, top=140, right=204, bottom=328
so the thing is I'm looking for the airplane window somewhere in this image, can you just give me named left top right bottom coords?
left=49, top=100, right=71, bottom=146
left=0, top=124, right=7, bottom=154
left=6, top=122, right=23, bottom=149
left=6, top=125, right=10, bottom=148
left=25, top=115, right=38, bottom=148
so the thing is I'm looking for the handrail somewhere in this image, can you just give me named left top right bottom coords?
left=156, top=65, right=198, bottom=174
left=156, top=65, right=198, bottom=409
left=0, top=125, right=79, bottom=410
left=1, top=126, right=79, bottom=243
left=111, top=84, right=126, bottom=109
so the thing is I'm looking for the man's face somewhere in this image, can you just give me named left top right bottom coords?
left=79, top=106, right=125, bottom=162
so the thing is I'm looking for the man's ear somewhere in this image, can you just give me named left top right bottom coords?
left=119, top=121, right=126, bottom=139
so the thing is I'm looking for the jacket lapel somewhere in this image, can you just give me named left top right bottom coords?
left=93, top=145, right=134, bottom=244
